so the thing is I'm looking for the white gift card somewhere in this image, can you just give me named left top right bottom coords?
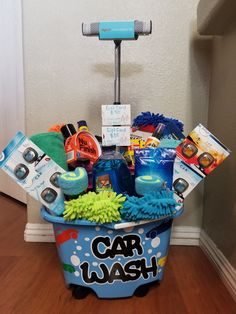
left=102, top=126, right=130, bottom=146
left=102, top=104, right=131, bottom=126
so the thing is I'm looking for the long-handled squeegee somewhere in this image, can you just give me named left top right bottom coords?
left=82, top=20, right=152, bottom=104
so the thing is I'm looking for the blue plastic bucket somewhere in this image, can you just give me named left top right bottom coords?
left=41, top=207, right=173, bottom=299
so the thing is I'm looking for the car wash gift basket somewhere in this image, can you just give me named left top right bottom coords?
left=0, top=20, right=231, bottom=299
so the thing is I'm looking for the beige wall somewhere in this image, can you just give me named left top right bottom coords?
left=22, top=0, right=211, bottom=226
left=203, top=28, right=236, bottom=267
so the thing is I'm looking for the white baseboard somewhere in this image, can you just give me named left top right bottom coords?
left=24, top=223, right=200, bottom=246
left=200, top=230, right=236, bottom=302
left=170, top=226, right=200, bottom=246
left=24, top=223, right=55, bottom=242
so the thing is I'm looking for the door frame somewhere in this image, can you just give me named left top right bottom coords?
left=0, top=0, right=26, bottom=203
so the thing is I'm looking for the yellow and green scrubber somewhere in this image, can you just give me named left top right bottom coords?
left=63, top=191, right=126, bottom=224
left=120, top=190, right=178, bottom=221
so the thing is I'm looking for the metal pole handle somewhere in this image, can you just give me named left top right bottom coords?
left=114, top=40, right=121, bottom=104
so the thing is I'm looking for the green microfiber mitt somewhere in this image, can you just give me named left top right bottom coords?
left=30, top=132, right=68, bottom=170
left=63, top=191, right=126, bottom=223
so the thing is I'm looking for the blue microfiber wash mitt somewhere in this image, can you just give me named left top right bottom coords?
left=57, top=167, right=88, bottom=196
left=132, top=112, right=184, bottom=132
left=120, top=190, right=178, bottom=221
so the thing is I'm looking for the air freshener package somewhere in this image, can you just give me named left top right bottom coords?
left=0, top=131, right=65, bottom=215
left=173, top=157, right=204, bottom=204
left=134, top=148, right=176, bottom=190
left=176, top=124, right=230, bottom=175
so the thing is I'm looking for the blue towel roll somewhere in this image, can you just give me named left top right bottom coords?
left=57, top=167, right=88, bottom=196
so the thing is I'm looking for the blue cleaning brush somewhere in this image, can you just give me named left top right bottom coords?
left=120, top=190, right=178, bottom=221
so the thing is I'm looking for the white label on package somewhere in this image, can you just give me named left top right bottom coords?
left=102, top=104, right=131, bottom=126
left=102, top=126, right=130, bottom=146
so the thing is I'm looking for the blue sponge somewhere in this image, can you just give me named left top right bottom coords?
left=57, top=167, right=88, bottom=196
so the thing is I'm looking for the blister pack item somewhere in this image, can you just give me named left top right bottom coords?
left=0, top=131, right=65, bottom=215
left=134, top=148, right=176, bottom=190
left=173, top=157, right=204, bottom=207
left=176, top=124, right=230, bottom=175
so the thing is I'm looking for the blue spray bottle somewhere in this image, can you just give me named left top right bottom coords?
left=92, top=145, right=134, bottom=195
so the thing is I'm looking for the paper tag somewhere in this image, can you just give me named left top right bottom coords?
left=102, top=104, right=131, bottom=126
left=102, top=126, right=130, bottom=146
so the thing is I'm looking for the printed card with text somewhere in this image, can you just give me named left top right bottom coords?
left=102, top=104, right=131, bottom=126
left=102, top=126, right=131, bottom=146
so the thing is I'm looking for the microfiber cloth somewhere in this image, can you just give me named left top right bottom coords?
left=48, top=123, right=65, bottom=132
left=58, top=167, right=88, bottom=196
left=159, top=139, right=182, bottom=148
left=30, top=132, right=68, bottom=170
left=135, top=175, right=165, bottom=196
